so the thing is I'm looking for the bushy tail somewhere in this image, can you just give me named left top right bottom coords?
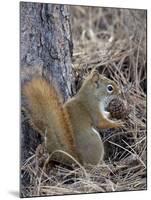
left=22, top=78, right=77, bottom=158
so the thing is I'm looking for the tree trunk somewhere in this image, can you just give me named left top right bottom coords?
left=20, top=2, right=74, bottom=163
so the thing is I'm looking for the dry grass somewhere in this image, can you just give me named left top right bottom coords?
left=21, top=151, right=146, bottom=197
left=21, top=6, right=147, bottom=197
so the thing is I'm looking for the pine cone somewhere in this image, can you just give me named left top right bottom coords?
left=107, top=97, right=129, bottom=120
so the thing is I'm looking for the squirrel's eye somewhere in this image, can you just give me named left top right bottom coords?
left=107, top=84, right=114, bottom=93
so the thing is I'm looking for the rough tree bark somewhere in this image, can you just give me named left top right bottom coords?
left=20, top=2, right=74, bottom=164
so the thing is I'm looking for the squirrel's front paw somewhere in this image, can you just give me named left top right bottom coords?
left=111, top=119, right=124, bottom=128
left=99, top=117, right=124, bottom=129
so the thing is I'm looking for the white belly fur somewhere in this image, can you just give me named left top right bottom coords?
left=92, top=127, right=101, bottom=137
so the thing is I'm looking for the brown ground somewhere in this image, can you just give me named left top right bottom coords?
left=21, top=6, right=147, bottom=197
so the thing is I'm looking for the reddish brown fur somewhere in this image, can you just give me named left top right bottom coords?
left=23, top=71, right=123, bottom=165
left=23, top=78, right=78, bottom=160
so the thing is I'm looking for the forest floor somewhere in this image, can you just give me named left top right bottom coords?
left=21, top=6, right=147, bottom=197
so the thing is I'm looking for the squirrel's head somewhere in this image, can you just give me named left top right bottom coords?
left=80, top=70, right=121, bottom=103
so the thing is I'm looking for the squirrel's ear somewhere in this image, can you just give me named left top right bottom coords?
left=91, top=71, right=100, bottom=83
